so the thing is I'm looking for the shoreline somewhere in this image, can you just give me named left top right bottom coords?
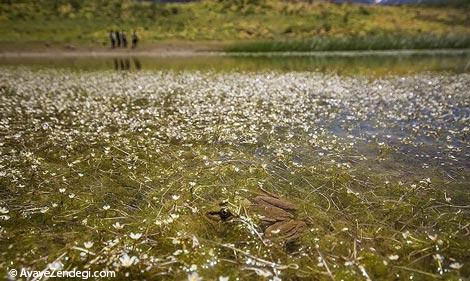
left=1, top=48, right=469, bottom=58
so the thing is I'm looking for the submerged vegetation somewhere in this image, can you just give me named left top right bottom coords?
left=0, top=67, right=469, bottom=280
left=0, top=0, right=469, bottom=51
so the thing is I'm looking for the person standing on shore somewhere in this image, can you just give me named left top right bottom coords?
left=109, top=30, right=116, bottom=48
left=121, top=31, right=128, bottom=48
left=131, top=31, right=139, bottom=49
left=115, top=30, right=121, bottom=48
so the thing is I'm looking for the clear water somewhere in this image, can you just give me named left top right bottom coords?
left=0, top=53, right=469, bottom=280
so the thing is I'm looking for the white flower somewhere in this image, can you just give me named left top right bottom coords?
left=84, top=241, right=94, bottom=249
left=171, top=195, right=180, bottom=200
left=449, top=262, right=463, bottom=270
left=0, top=207, right=9, bottom=214
left=433, top=254, right=443, bottom=262
left=192, top=235, right=200, bottom=248
left=48, top=261, right=64, bottom=271
left=59, top=188, right=66, bottom=193
left=187, top=271, right=202, bottom=281
left=103, top=205, right=110, bottom=210
left=129, top=233, right=142, bottom=240
left=388, top=255, right=399, bottom=261
left=219, top=276, right=229, bottom=281
left=120, top=253, right=139, bottom=267
left=68, top=193, right=75, bottom=199
left=113, top=222, right=124, bottom=230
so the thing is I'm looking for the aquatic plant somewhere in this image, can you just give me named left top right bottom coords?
left=0, top=67, right=468, bottom=280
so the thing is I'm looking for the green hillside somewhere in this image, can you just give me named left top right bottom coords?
left=0, top=0, right=469, bottom=51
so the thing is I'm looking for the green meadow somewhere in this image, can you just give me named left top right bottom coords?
left=0, top=0, right=469, bottom=51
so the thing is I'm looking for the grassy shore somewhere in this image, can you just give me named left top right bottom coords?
left=225, top=33, right=470, bottom=52
left=0, top=0, right=469, bottom=51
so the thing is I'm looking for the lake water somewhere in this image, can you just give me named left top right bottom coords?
left=0, top=52, right=469, bottom=280
left=1, top=50, right=469, bottom=75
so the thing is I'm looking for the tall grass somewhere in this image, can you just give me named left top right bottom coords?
left=225, top=33, right=470, bottom=52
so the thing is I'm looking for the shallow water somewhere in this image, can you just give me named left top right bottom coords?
left=0, top=55, right=469, bottom=280
left=1, top=51, right=469, bottom=75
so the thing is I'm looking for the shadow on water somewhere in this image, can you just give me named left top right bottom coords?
left=113, top=57, right=142, bottom=71
left=0, top=52, right=469, bottom=75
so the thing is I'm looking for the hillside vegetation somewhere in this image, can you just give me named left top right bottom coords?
left=0, top=0, right=469, bottom=51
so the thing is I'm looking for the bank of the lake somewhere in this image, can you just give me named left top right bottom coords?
left=1, top=1, right=470, bottom=52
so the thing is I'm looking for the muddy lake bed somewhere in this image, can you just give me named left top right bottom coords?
left=0, top=52, right=469, bottom=280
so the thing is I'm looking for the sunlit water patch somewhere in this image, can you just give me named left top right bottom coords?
left=0, top=67, right=469, bottom=280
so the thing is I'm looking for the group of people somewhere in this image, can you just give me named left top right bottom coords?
left=109, top=30, right=139, bottom=49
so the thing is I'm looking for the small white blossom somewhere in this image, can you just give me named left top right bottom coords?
left=449, top=262, right=463, bottom=270
left=129, top=233, right=142, bottom=240
left=187, top=271, right=202, bottom=281
left=120, top=253, right=139, bottom=267
left=113, top=222, right=124, bottom=230
left=48, top=261, right=64, bottom=271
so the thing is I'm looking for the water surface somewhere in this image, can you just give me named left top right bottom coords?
left=1, top=51, right=469, bottom=75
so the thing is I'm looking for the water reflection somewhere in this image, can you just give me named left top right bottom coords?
left=0, top=52, right=469, bottom=75
left=113, top=57, right=141, bottom=71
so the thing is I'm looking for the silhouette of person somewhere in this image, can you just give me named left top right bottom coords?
left=131, top=31, right=139, bottom=49
left=109, top=30, right=116, bottom=48
left=115, top=30, right=121, bottom=48
left=121, top=31, right=127, bottom=48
